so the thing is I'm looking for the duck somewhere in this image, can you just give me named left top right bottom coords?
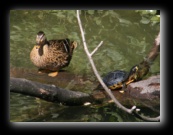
left=30, top=31, right=77, bottom=77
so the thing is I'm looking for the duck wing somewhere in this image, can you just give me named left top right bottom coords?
left=59, top=38, right=71, bottom=53
left=48, top=38, right=71, bottom=54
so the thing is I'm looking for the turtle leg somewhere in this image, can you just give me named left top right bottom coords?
left=125, top=79, right=135, bottom=85
left=119, top=83, right=127, bottom=93
left=48, top=71, right=58, bottom=77
left=119, top=79, right=135, bottom=93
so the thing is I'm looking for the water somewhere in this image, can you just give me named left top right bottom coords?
left=10, top=10, right=160, bottom=122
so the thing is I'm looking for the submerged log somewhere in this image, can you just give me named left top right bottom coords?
left=125, top=75, right=160, bottom=112
left=10, top=66, right=160, bottom=109
left=10, top=35, right=160, bottom=108
left=92, top=75, right=160, bottom=111
left=10, top=67, right=97, bottom=92
left=10, top=32, right=160, bottom=109
left=127, top=75, right=160, bottom=100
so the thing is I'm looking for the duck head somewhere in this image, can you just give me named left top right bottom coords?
left=36, top=31, right=47, bottom=45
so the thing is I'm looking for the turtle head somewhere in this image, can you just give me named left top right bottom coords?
left=36, top=31, right=47, bottom=45
left=128, top=65, right=139, bottom=81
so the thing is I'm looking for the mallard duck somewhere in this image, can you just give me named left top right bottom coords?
left=30, top=31, right=77, bottom=77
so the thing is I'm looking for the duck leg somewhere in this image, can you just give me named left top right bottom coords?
left=48, top=71, right=58, bottom=77
left=38, top=69, right=50, bottom=74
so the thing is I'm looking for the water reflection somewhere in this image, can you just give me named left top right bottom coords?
left=10, top=10, right=160, bottom=122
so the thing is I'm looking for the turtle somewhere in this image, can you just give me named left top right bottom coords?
left=97, top=65, right=139, bottom=90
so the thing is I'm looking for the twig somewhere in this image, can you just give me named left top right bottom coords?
left=76, top=10, right=160, bottom=122
left=90, top=41, right=103, bottom=56
left=155, top=31, right=160, bottom=46
left=77, top=10, right=135, bottom=114
left=133, top=112, right=160, bottom=122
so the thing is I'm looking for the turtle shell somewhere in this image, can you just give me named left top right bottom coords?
left=102, top=70, right=128, bottom=90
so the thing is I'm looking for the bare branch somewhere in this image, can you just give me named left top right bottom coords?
left=76, top=10, right=160, bottom=122
left=133, top=112, right=160, bottom=122
left=77, top=10, right=135, bottom=114
left=76, top=10, right=91, bottom=57
left=145, top=31, right=160, bottom=63
left=90, top=41, right=103, bottom=56
left=155, top=31, right=160, bottom=46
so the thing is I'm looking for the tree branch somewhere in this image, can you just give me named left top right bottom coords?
left=145, top=31, right=160, bottom=63
left=10, top=77, right=93, bottom=106
left=77, top=10, right=135, bottom=114
left=76, top=10, right=160, bottom=122
left=90, top=41, right=103, bottom=56
left=133, top=112, right=160, bottom=122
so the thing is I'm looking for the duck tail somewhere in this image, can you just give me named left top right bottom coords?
left=71, top=41, right=78, bottom=49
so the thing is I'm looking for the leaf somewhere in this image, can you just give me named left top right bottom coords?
left=51, top=113, right=59, bottom=119
left=150, top=16, right=160, bottom=22
left=119, top=18, right=132, bottom=25
left=148, top=10, right=157, bottom=15
left=87, top=10, right=95, bottom=15
left=140, top=17, right=150, bottom=24
left=95, top=19, right=101, bottom=25
left=12, top=25, right=21, bottom=31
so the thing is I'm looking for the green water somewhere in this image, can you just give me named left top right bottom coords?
left=10, top=10, right=160, bottom=122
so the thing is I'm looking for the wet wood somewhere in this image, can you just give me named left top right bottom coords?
left=92, top=75, right=160, bottom=112
left=125, top=75, right=160, bottom=112
left=10, top=77, right=93, bottom=106
left=127, top=75, right=160, bottom=100
left=146, top=31, right=160, bottom=62
left=10, top=65, right=160, bottom=108
left=10, top=33, right=160, bottom=109
left=10, top=67, right=97, bottom=92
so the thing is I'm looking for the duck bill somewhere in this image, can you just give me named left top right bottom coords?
left=36, top=35, right=42, bottom=44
